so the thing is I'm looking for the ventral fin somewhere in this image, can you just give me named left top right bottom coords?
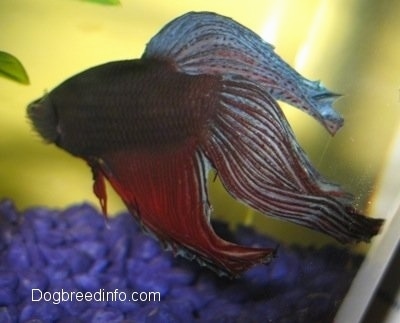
left=89, top=160, right=108, bottom=217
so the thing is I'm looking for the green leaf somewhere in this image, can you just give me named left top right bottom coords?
left=0, top=51, right=30, bottom=85
left=81, top=0, right=121, bottom=5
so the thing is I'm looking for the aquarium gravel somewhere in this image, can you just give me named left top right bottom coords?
left=0, top=199, right=362, bottom=322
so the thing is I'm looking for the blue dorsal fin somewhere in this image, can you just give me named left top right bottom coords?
left=143, top=11, right=343, bottom=135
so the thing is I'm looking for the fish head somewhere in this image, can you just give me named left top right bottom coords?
left=27, top=94, right=61, bottom=146
left=27, top=86, right=83, bottom=157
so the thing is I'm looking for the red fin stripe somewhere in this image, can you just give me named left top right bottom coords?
left=202, top=79, right=381, bottom=243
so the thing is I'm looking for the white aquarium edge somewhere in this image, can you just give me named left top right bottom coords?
left=335, top=124, right=400, bottom=323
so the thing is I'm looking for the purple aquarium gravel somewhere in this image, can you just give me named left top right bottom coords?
left=0, top=199, right=362, bottom=322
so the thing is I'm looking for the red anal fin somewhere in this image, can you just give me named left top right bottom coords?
left=96, top=142, right=274, bottom=276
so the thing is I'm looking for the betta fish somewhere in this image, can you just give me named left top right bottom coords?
left=27, top=12, right=383, bottom=277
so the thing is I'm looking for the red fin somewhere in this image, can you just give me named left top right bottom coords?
left=96, top=142, right=274, bottom=276
left=202, top=79, right=383, bottom=244
left=90, top=162, right=108, bottom=217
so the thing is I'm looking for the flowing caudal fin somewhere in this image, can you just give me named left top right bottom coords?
left=144, top=11, right=343, bottom=135
left=90, top=143, right=275, bottom=277
left=201, top=79, right=383, bottom=243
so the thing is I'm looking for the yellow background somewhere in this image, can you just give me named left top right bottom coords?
left=1, top=0, right=399, bottom=245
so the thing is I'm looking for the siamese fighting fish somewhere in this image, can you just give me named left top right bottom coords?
left=27, top=12, right=383, bottom=276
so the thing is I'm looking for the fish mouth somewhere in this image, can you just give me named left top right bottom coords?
left=27, top=95, right=60, bottom=144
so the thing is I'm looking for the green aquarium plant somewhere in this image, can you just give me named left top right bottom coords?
left=0, top=51, right=29, bottom=85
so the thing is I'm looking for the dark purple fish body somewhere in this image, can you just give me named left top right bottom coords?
left=33, top=59, right=219, bottom=156
left=28, top=12, right=383, bottom=276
